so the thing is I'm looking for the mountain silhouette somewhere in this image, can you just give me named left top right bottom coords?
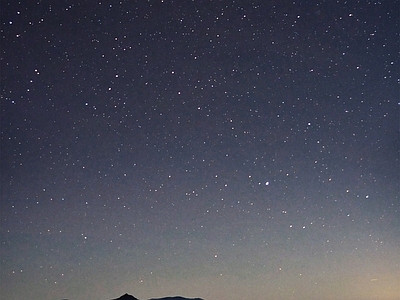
left=112, top=294, right=140, bottom=300
left=111, top=294, right=203, bottom=300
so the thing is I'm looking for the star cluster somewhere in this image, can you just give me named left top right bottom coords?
left=1, top=1, right=399, bottom=300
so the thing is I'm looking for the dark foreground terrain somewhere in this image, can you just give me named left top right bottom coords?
left=113, top=293, right=203, bottom=300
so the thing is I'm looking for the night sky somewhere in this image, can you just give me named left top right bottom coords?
left=1, top=1, right=399, bottom=300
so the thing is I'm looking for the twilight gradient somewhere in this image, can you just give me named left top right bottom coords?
left=1, top=1, right=399, bottom=300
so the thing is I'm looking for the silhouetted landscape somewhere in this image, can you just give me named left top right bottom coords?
left=112, top=294, right=139, bottom=300
left=113, top=294, right=203, bottom=300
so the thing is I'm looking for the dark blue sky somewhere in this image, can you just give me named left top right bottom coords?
left=1, top=1, right=399, bottom=299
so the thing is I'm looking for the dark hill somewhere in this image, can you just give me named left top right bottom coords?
left=111, top=295, right=203, bottom=300
left=112, top=294, right=140, bottom=300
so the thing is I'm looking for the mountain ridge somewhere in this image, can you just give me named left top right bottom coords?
left=112, top=294, right=203, bottom=300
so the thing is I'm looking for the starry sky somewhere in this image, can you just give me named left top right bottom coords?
left=1, top=1, right=399, bottom=300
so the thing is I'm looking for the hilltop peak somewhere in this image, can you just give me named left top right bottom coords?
left=112, top=294, right=140, bottom=300
left=111, top=294, right=203, bottom=300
